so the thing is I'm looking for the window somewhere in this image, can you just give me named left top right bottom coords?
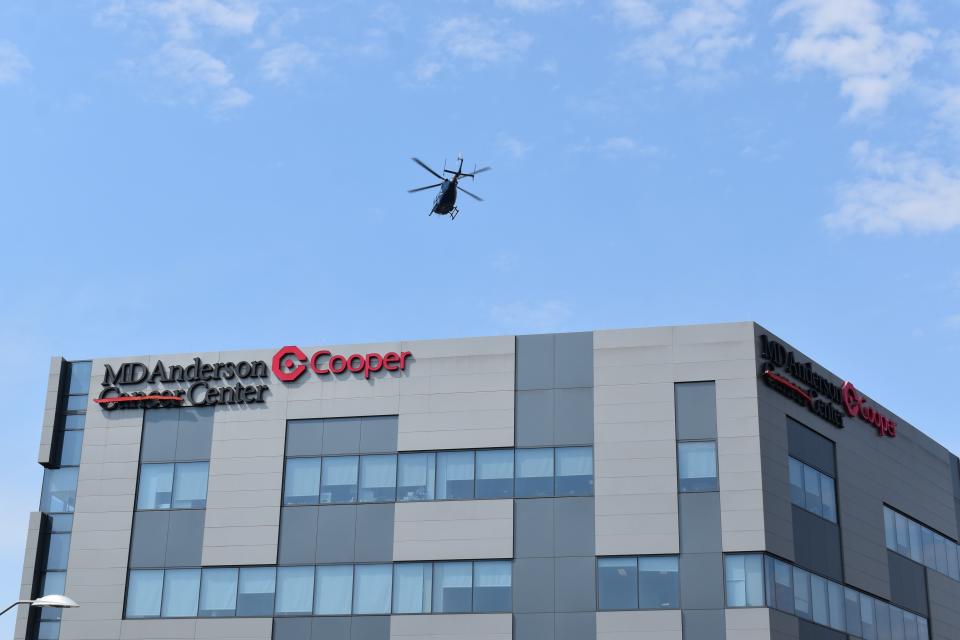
left=126, top=570, right=163, bottom=618
left=793, top=567, right=811, bottom=620
left=772, top=558, right=794, bottom=614
left=475, top=450, right=513, bottom=499
left=59, top=431, right=83, bottom=466
left=433, top=562, right=472, bottom=613
left=473, top=561, right=511, bottom=612
left=199, top=568, right=237, bottom=617
left=172, top=462, right=209, bottom=509
left=137, top=464, right=174, bottom=510
left=810, top=574, right=829, bottom=627
left=161, top=569, right=200, bottom=618
left=597, top=557, right=639, bottom=610
left=353, top=564, right=392, bottom=615
left=237, top=567, right=275, bottom=617
left=63, top=414, right=85, bottom=431
left=437, top=451, right=475, bottom=500
left=67, top=361, right=92, bottom=395
left=788, top=457, right=837, bottom=523
left=36, top=622, right=59, bottom=640
left=283, top=458, right=322, bottom=505
left=515, top=448, right=553, bottom=498
left=555, top=447, right=593, bottom=496
left=320, top=456, right=358, bottom=504
left=397, top=453, right=435, bottom=502
left=315, top=565, right=353, bottom=615
left=393, top=563, right=432, bottom=614
left=45, top=533, right=70, bottom=572
left=884, top=505, right=960, bottom=584
left=677, top=441, right=718, bottom=492
left=725, top=555, right=763, bottom=607
left=39, top=467, right=79, bottom=513
left=827, top=581, right=845, bottom=632
left=275, top=566, right=314, bottom=615
left=359, top=455, right=397, bottom=503
left=638, top=556, right=678, bottom=609
left=844, top=587, right=862, bottom=637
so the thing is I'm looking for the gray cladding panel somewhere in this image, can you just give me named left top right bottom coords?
left=516, top=390, right=555, bottom=448
left=769, top=609, right=801, bottom=639
left=278, top=506, right=319, bottom=565
left=350, top=615, right=389, bottom=640
left=927, top=569, right=960, bottom=640
left=679, top=492, right=722, bottom=554
left=791, top=506, right=842, bottom=582
left=555, top=497, right=595, bottom=557
left=887, top=551, right=928, bottom=616
left=316, top=505, right=358, bottom=564
left=786, top=417, right=835, bottom=476
left=129, top=511, right=169, bottom=568
left=797, top=619, right=845, bottom=640
left=359, top=415, right=398, bottom=454
left=165, top=509, right=204, bottom=567
left=515, top=498, right=555, bottom=558
left=553, top=332, right=593, bottom=389
left=554, top=556, right=595, bottom=612
left=554, top=388, right=593, bottom=446
left=517, top=334, right=555, bottom=391
left=140, top=410, right=179, bottom=463
left=514, top=613, right=555, bottom=640
left=273, top=617, right=313, bottom=640
left=313, top=616, right=352, bottom=638
left=286, top=419, right=324, bottom=456
left=682, top=609, right=725, bottom=640
left=674, top=381, right=718, bottom=441
left=554, top=612, right=596, bottom=640
left=513, top=557, right=556, bottom=613
left=322, top=417, right=363, bottom=455
left=679, top=553, right=724, bottom=610
left=354, top=503, right=394, bottom=562
left=175, top=407, right=213, bottom=461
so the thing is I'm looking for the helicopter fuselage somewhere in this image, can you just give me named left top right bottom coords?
left=432, top=178, right=458, bottom=214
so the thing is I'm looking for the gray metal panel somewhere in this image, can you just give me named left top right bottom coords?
left=554, top=612, right=597, bottom=640
left=887, top=551, right=928, bottom=616
left=682, top=609, right=725, bottom=640
left=286, top=419, right=324, bottom=457
left=554, top=332, right=593, bottom=389
left=786, top=417, right=835, bottom=476
left=516, top=389, right=555, bottom=448
left=769, top=609, right=800, bottom=639
left=517, top=334, right=555, bottom=391
left=165, top=509, right=204, bottom=567
left=797, top=619, right=845, bottom=640
left=679, top=492, right=722, bottom=553
left=38, top=357, right=65, bottom=466
left=351, top=615, right=390, bottom=640
left=129, top=511, right=169, bottom=568
left=513, top=557, right=556, bottom=613
left=514, top=613, right=555, bottom=640
left=316, top=505, right=358, bottom=564
left=274, top=617, right=312, bottom=640
left=175, top=407, right=213, bottom=461
left=359, top=416, right=398, bottom=454
left=674, top=381, right=718, bottom=440
left=355, top=503, right=395, bottom=562
left=554, top=388, right=594, bottom=447
left=555, top=557, right=595, bottom=612
left=555, top=497, right=595, bottom=557
left=322, top=417, right=363, bottom=455
left=679, top=553, right=724, bottom=610
left=952, top=455, right=960, bottom=537
left=927, top=569, right=960, bottom=640
left=278, top=506, right=319, bottom=565
left=141, top=409, right=179, bottom=463
left=312, top=616, right=352, bottom=639
left=515, top=498, right=555, bottom=558
left=791, top=506, right=842, bottom=582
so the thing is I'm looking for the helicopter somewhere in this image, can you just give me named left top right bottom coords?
left=408, top=154, right=490, bottom=220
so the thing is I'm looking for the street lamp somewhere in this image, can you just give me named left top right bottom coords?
left=0, top=595, right=79, bottom=617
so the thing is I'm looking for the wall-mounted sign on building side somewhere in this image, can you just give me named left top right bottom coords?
left=759, top=334, right=896, bottom=437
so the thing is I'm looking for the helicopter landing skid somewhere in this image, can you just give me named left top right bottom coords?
left=450, top=207, right=459, bottom=220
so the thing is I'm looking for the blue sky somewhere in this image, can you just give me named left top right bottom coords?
left=1, top=0, right=959, bottom=629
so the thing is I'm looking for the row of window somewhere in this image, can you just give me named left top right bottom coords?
left=884, top=506, right=960, bottom=581
left=725, top=554, right=929, bottom=640
left=788, top=457, right=837, bottom=523
left=137, top=462, right=210, bottom=510
left=126, top=561, right=511, bottom=619
left=596, top=556, right=679, bottom=610
left=283, top=447, right=594, bottom=506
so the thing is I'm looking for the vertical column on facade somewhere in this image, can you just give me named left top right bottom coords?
left=513, top=332, right=596, bottom=640
left=675, top=381, right=726, bottom=640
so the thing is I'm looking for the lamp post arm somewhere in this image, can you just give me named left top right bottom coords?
left=0, top=600, right=32, bottom=617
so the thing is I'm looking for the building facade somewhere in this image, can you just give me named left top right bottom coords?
left=14, top=322, right=960, bottom=640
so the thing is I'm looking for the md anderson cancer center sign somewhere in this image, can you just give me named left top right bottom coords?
left=94, top=346, right=413, bottom=410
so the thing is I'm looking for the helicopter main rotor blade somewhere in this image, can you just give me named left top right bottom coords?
left=408, top=183, right=443, bottom=193
left=457, top=185, right=483, bottom=201
left=411, top=157, right=444, bottom=181
left=472, top=166, right=492, bottom=174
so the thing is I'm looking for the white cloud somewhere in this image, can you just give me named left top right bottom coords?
left=573, top=136, right=658, bottom=156
left=154, top=42, right=250, bottom=109
left=432, top=17, right=532, bottom=64
left=259, top=43, right=316, bottom=84
left=497, top=133, right=532, bottom=158
left=775, top=0, right=933, bottom=117
left=102, top=0, right=258, bottom=39
left=0, top=41, right=31, bottom=84
left=491, top=301, right=572, bottom=332
left=617, top=0, right=752, bottom=72
left=825, top=141, right=960, bottom=234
